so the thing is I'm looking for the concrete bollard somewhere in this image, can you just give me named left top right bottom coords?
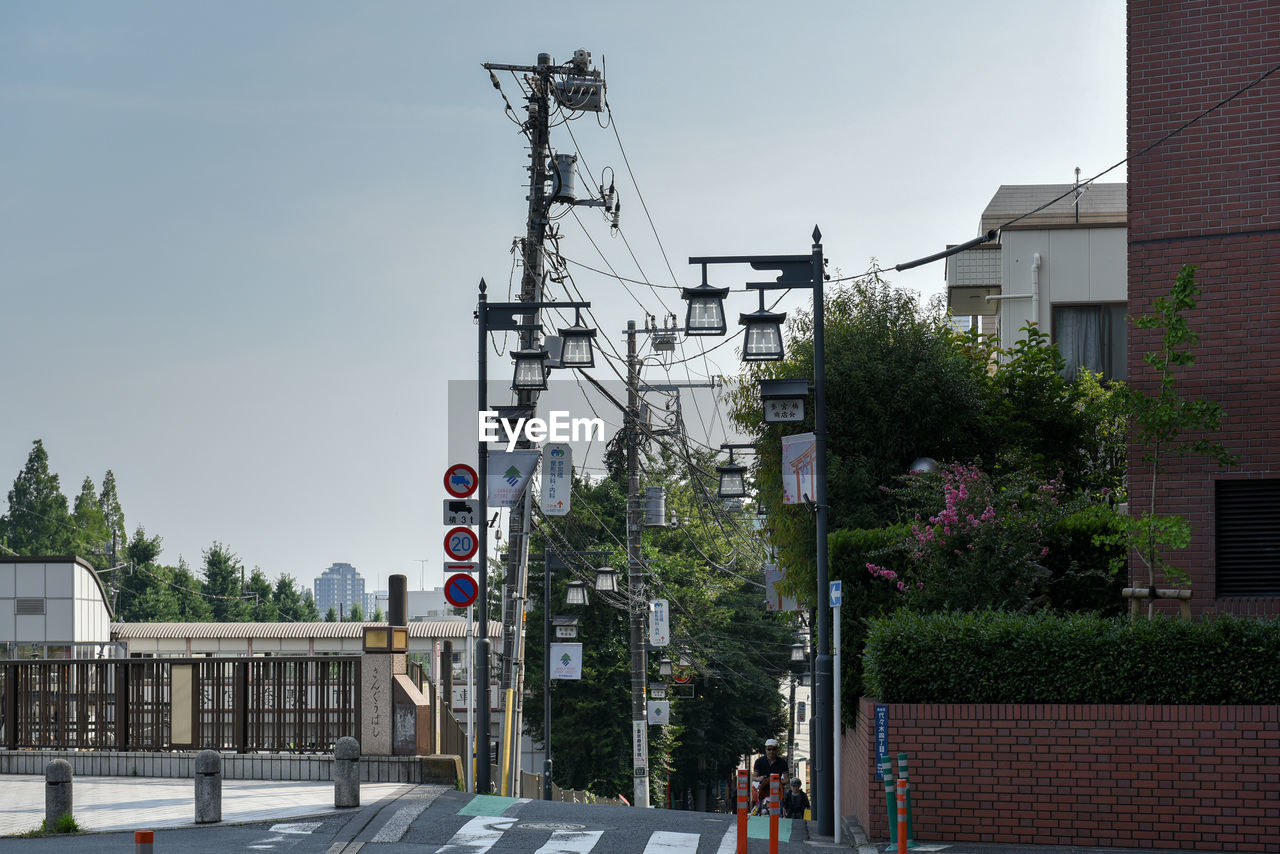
left=45, top=759, right=73, bottom=828
left=334, top=736, right=360, bottom=808
left=194, top=749, right=223, bottom=823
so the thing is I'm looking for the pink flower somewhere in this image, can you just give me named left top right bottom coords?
left=896, top=581, right=906, bottom=592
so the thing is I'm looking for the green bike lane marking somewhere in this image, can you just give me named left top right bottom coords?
left=458, top=794, right=531, bottom=816
left=746, top=815, right=794, bottom=841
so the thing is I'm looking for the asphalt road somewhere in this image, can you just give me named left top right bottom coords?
left=2, top=787, right=823, bottom=853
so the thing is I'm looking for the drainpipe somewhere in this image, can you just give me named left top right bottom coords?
left=1031, top=252, right=1042, bottom=329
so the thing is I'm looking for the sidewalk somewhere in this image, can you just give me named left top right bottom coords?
left=0, top=774, right=412, bottom=836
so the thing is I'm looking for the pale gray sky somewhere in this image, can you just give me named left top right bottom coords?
left=1, top=1, right=1127, bottom=594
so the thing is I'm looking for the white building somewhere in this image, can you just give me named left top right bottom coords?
left=946, top=183, right=1127, bottom=381
left=0, top=556, right=115, bottom=658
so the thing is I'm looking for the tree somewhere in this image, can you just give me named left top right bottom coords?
left=202, top=543, right=250, bottom=621
left=115, top=526, right=165, bottom=621
left=273, top=574, right=320, bottom=621
left=98, top=470, right=127, bottom=561
left=345, top=601, right=365, bottom=623
left=170, top=559, right=214, bottom=621
left=324, top=605, right=338, bottom=623
left=72, top=476, right=110, bottom=566
left=1, top=439, right=74, bottom=555
left=1109, top=265, right=1235, bottom=594
left=246, top=568, right=278, bottom=621
left=371, top=605, right=385, bottom=622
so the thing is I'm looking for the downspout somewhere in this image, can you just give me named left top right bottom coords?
left=1031, top=252, right=1042, bottom=329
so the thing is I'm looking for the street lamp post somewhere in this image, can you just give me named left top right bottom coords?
left=685, top=228, right=834, bottom=835
left=475, top=279, right=591, bottom=794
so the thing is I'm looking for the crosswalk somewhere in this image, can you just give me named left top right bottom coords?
left=430, top=815, right=723, bottom=853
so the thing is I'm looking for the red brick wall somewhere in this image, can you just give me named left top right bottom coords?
left=1127, top=1, right=1280, bottom=613
left=846, top=697, right=1280, bottom=852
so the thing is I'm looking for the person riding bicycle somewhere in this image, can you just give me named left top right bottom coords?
left=751, top=738, right=789, bottom=815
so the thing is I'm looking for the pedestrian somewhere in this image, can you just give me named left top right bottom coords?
left=751, top=738, right=789, bottom=815
left=782, top=777, right=810, bottom=819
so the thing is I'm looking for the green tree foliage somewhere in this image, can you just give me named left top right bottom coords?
left=273, top=574, right=320, bottom=621
left=1, top=439, right=74, bottom=555
left=115, top=526, right=166, bottom=620
left=1107, top=265, right=1236, bottom=589
left=170, top=559, right=214, bottom=621
left=346, top=601, right=365, bottom=622
left=246, top=568, right=278, bottom=621
left=324, top=605, right=338, bottom=623
left=71, top=477, right=110, bottom=566
left=525, top=455, right=793, bottom=802
left=202, top=543, right=250, bottom=621
left=98, top=470, right=127, bottom=559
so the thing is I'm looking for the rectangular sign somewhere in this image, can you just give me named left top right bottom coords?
left=648, top=682, right=667, bottom=700
left=764, top=564, right=798, bottom=612
left=444, top=562, right=477, bottom=574
left=875, top=704, right=889, bottom=779
left=830, top=580, right=843, bottom=607
left=782, top=431, right=817, bottom=505
left=648, top=599, right=670, bottom=647
left=549, top=643, right=583, bottom=680
left=633, top=720, right=647, bottom=764
left=647, top=700, right=670, bottom=726
left=540, top=442, right=572, bottom=516
left=443, top=498, right=479, bottom=526
left=487, top=449, right=540, bottom=508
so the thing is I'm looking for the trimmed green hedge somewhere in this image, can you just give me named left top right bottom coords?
left=863, top=609, right=1280, bottom=704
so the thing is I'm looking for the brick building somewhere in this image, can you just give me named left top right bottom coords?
left=1127, top=0, right=1280, bottom=615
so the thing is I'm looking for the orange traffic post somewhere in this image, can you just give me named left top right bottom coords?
left=896, top=779, right=907, bottom=854
left=736, top=769, right=748, bottom=854
left=135, top=830, right=154, bottom=854
left=769, top=773, right=781, bottom=854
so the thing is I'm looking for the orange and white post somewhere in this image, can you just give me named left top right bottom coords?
left=736, top=769, right=748, bottom=854
left=896, top=778, right=908, bottom=854
left=769, top=773, right=781, bottom=854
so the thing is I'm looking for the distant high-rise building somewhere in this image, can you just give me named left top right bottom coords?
left=313, top=563, right=367, bottom=618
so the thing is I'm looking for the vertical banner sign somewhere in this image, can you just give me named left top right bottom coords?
left=549, top=643, right=583, bottom=680
left=541, top=443, right=572, bottom=516
left=648, top=599, right=670, bottom=647
left=486, top=449, right=541, bottom=508
left=781, top=432, right=817, bottom=505
left=633, top=720, right=647, bottom=765
left=763, top=564, right=799, bottom=612
left=647, top=700, right=670, bottom=726
left=875, top=704, right=889, bottom=779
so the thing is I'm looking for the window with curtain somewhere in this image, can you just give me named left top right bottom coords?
left=1052, top=303, right=1127, bottom=382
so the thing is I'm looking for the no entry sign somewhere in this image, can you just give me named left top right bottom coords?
left=443, top=527, right=478, bottom=561
left=444, top=573, right=479, bottom=608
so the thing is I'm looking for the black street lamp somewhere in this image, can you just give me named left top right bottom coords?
left=681, top=274, right=731, bottom=336
left=511, top=348, right=551, bottom=391
left=685, top=228, right=835, bottom=835
left=476, top=281, right=591, bottom=794
left=739, top=292, right=787, bottom=362
left=557, top=309, right=598, bottom=369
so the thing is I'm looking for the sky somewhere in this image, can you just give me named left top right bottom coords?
left=0, top=1, right=1127, bottom=596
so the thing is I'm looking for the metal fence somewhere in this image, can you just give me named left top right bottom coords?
left=1, top=656, right=360, bottom=753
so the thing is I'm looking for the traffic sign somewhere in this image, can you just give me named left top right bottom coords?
left=443, top=498, right=479, bottom=526
left=443, top=562, right=477, bottom=574
left=444, top=526, right=478, bottom=561
left=444, top=463, right=478, bottom=498
left=444, top=573, right=479, bottom=608
left=830, top=580, right=843, bottom=607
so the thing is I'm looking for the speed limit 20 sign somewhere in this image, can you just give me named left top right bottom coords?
left=443, top=526, right=478, bottom=561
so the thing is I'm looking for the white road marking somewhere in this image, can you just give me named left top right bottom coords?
left=533, top=828, right=604, bottom=853
left=372, top=802, right=429, bottom=842
left=433, top=816, right=518, bottom=853
left=644, top=830, right=701, bottom=853
left=271, top=822, right=323, bottom=834
left=715, top=825, right=737, bottom=854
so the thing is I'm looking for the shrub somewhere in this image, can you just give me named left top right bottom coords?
left=863, top=609, right=1280, bottom=704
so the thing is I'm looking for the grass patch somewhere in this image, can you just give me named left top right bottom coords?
left=11, top=813, right=85, bottom=837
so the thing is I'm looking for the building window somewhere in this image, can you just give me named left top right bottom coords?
left=1216, top=479, right=1280, bottom=597
left=1052, top=303, right=1127, bottom=382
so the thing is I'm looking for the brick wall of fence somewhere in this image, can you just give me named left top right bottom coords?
left=844, top=697, right=1280, bottom=853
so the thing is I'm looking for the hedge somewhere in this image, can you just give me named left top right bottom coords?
left=863, top=609, right=1280, bottom=704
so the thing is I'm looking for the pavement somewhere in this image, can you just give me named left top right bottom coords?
left=0, top=773, right=412, bottom=836
left=0, top=775, right=1218, bottom=853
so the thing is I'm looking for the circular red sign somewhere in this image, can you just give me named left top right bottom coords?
left=444, top=573, right=479, bottom=608
left=444, top=463, right=478, bottom=498
left=443, top=526, right=479, bottom=561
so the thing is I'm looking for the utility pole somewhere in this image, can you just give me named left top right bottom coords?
left=625, top=320, right=650, bottom=808
left=480, top=49, right=606, bottom=797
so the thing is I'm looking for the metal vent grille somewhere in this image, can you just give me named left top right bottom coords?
left=1216, top=479, right=1280, bottom=597
left=15, top=597, right=46, bottom=615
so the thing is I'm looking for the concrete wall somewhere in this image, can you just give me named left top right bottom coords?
left=845, top=697, right=1279, bottom=852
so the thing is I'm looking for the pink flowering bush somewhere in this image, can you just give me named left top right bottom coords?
left=872, top=463, right=1067, bottom=612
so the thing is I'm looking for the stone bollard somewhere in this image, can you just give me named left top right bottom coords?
left=45, top=759, right=73, bottom=829
left=194, top=749, right=222, bottom=823
left=334, top=736, right=360, bottom=808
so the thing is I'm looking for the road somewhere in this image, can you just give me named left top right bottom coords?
left=3, top=787, right=825, bottom=853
